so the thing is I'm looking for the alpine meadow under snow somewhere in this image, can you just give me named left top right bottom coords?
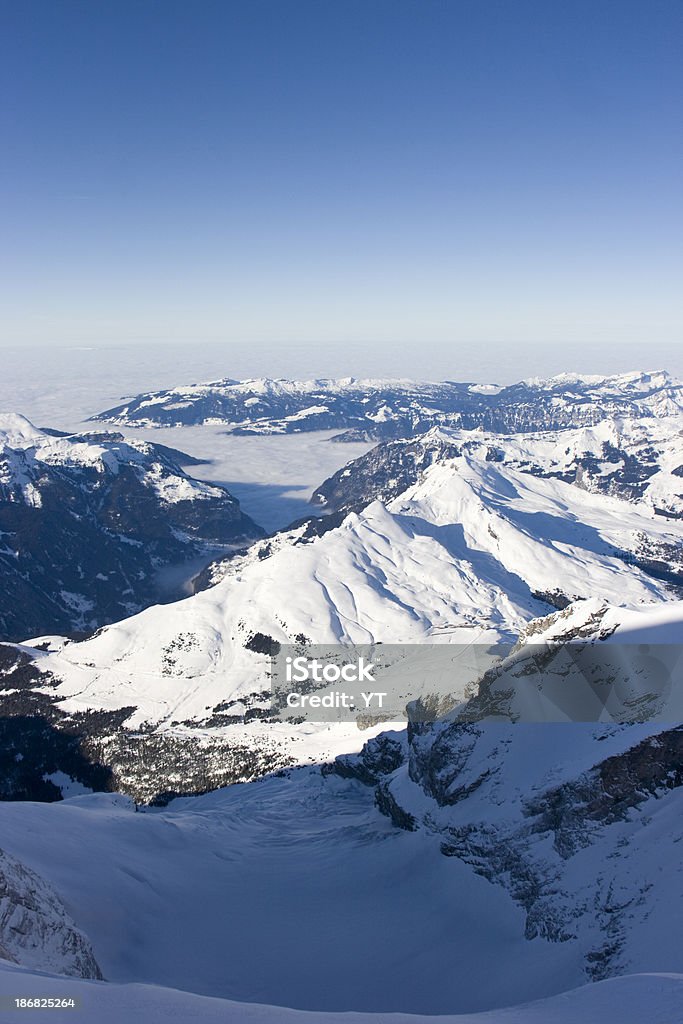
left=1, top=371, right=683, bottom=1022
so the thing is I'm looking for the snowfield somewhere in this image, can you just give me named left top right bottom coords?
left=0, top=775, right=576, bottom=1015
left=1, top=965, right=681, bottom=1024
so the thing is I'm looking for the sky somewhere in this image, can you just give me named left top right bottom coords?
left=0, top=0, right=681, bottom=373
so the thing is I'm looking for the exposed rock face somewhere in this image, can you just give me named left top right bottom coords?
left=525, top=727, right=683, bottom=852
left=0, top=416, right=263, bottom=640
left=374, top=779, right=418, bottom=832
left=408, top=721, right=496, bottom=806
left=312, top=436, right=464, bottom=512
left=327, top=731, right=407, bottom=786
left=0, top=848, right=102, bottom=978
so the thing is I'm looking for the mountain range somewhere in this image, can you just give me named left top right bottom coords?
left=90, top=370, right=683, bottom=440
left=1, top=405, right=681, bottom=801
left=312, top=415, right=683, bottom=520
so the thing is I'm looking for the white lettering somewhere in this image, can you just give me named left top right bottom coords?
left=361, top=692, right=387, bottom=707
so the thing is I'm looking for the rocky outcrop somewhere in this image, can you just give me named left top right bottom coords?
left=374, top=779, right=418, bottom=831
left=326, top=731, right=407, bottom=786
left=0, top=848, right=101, bottom=978
left=312, top=437, right=464, bottom=512
left=525, top=726, right=683, bottom=854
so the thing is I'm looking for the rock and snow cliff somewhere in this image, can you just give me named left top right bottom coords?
left=344, top=601, right=683, bottom=985
left=0, top=847, right=101, bottom=979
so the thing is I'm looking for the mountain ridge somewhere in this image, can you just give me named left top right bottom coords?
left=89, top=370, right=683, bottom=440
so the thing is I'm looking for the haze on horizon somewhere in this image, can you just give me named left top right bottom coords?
left=1, top=0, right=681, bottom=359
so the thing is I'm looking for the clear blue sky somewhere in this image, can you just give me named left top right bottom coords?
left=1, top=0, right=681, bottom=358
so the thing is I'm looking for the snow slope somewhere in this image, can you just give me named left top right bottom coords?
left=0, top=965, right=681, bottom=1024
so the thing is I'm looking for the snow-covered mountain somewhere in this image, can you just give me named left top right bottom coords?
left=313, top=416, right=683, bottom=520
left=2, top=430, right=681, bottom=801
left=0, top=414, right=263, bottom=640
left=90, top=370, right=683, bottom=440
